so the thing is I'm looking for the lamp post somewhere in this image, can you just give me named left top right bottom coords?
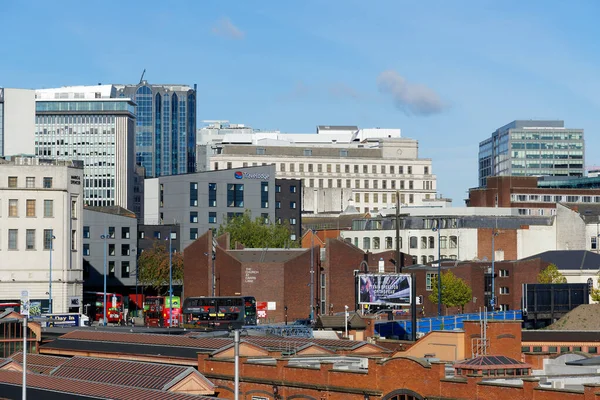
left=432, top=220, right=442, bottom=317
left=48, top=233, right=56, bottom=314
left=168, top=231, right=173, bottom=327
left=100, top=232, right=109, bottom=326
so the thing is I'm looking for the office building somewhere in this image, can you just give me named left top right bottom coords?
left=0, top=156, right=83, bottom=313
left=144, top=165, right=277, bottom=250
left=82, top=207, right=138, bottom=293
left=34, top=85, right=136, bottom=209
left=275, top=178, right=302, bottom=241
left=478, top=120, right=585, bottom=187
left=199, top=123, right=439, bottom=213
left=115, top=81, right=197, bottom=177
left=0, top=87, right=36, bottom=157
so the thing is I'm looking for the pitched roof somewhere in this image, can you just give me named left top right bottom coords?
left=50, top=356, right=214, bottom=391
left=228, top=248, right=308, bottom=263
left=10, top=352, right=68, bottom=374
left=0, top=370, right=215, bottom=400
left=84, top=206, right=136, bottom=218
left=315, top=313, right=367, bottom=330
left=521, top=250, right=600, bottom=270
left=454, top=355, right=530, bottom=370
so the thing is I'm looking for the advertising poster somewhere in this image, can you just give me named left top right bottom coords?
left=357, top=274, right=412, bottom=305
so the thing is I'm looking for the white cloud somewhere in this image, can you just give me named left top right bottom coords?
left=212, top=17, right=245, bottom=40
left=377, top=70, right=447, bottom=116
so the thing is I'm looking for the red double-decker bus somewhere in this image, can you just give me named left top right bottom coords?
left=143, top=296, right=164, bottom=327
left=83, top=292, right=124, bottom=324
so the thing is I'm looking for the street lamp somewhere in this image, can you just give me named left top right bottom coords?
left=432, top=220, right=442, bottom=317
left=100, top=232, right=109, bottom=326
left=48, top=233, right=56, bottom=314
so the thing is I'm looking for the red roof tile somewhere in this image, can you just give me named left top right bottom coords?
left=60, top=330, right=231, bottom=349
left=9, top=352, right=68, bottom=374
left=0, top=370, right=214, bottom=400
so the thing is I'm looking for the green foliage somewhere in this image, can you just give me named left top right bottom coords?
left=217, top=210, right=298, bottom=249
left=590, top=273, right=600, bottom=302
left=428, top=271, right=473, bottom=313
left=137, top=240, right=184, bottom=293
left=537, top=263, right=567, bottom=284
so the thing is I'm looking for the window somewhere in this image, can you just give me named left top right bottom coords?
left=336, top=164, right=341, bottom=173
left=355, top=193, right=360, bottom=203
left=592, top=237, right=598, bottom=250
left=303, top=149, right=312, bottom=156
left=44, top=230, right=54, bottom=250
left=290, top=218, right=297, bottom=225
left=279, top=163, right=285, bottom=171
left=108, top=244, right=115, bottom=256
left=8, top=199, right=18, bottom=217
left=308, top=164, right=313, bottom=172
left=276, top=201, right=281, bottom=209
left=364, top=180, right=369, bottom=189
left=421, top=256, right=427, bottom=264
left=275, top=185, right=281, bottom=193
left=373, top=237, right=380, bottom=249
left=43, top=200, right=53, bottom=217
left=290, top=163, right=295, bottom=172
left=500, top=287, right=510, bottom=295
left=121, top=227, right=130, bottom=239
left=408, top=166, right=412, bottom=174
left=83, top=226, right=90, bottom=239
left=420, top=236, right=427, bottom=249
left=121, top=244, right=130, bottom=256
left=83, top=243, right=90, bottom=256
left=8, top=229, right=17, bottom=250
left=121, top=261, right=130, bottom=278
left=154, top=231, right=161, bottom=239
left=409, top=236, right=418, bottom=249
left=363, top=165, right=368, bottom=174
left=499, top=269, right=510, bottom=277
left=26, top=199, right=36, bottom=217
left=426, top=273, right=438, bottom=290
left=108, top=261, right=115, bottom=278
left=209, top=212, right=217, bottom=224
left=424, top=166, right=429, bottom=174
left=364, top=193, right=369, bottom=202
left=190, top=211, right=198, bottom=223
left=336, top=179, right=342, bottom=187
left=449, top=236, right=458, bottom=249
left=390, top=166, right=395, bottom=174
left=318, top=164, right=323, bottom=173
left=440, top=236, right=447, bottom=249
left=340, top=149, right=348, bottom=157
left=355, top=179, right=360, bottom=188
left=261, top=182, right=269, bottom=208
left=8, top=176, right=17, bottom=188
left=139, top=231, right=145, bottom=239
left=299, top=164, right=304, bottom=172
left=409, top=181, right=414, bottom=190
left=26, top=229, right=35, bottom=250
left=588, top=278, right=594, bottom=295
left=346, top=179, right=351, bottom=188
left=190, top=228, right=198, bottom=240
left=71, top=229, right=76, bottom=251
left=428, top=236, right=435, bottom=249
left=26, top=177, right=35, bottom=188
left=373, top=180, right=378, bottom=189
left=209, top=183, right=217, bottom=207
left=318, top=179, right=323, bottom=188
left=108, top=227, right=115, bottom=239
left=354, top=165, right=359, bottom=173
left=261, top=213, right=269, bottom=224
left=363, top=237, right=371, bottom=249
left=227, top=184, right=244, bottom=207
left=290, top=185, right=297, bottom=193
left=190, top=182, right=198, bottom=206
left=43, top=177, right=53, bottom=188
left=385, top=237, right=393, bottom=249
left=71, top=199, right=77, bottom=219
left=308, top=179, right=314, bottom=187
left=170, top=231, right=177, bottom=240
left=290, top=201, right=297, bottom=209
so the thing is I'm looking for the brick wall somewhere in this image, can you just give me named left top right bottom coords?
left=183, top=230, right=211, bottom=298
left=478, top=228, right=518, bottom=261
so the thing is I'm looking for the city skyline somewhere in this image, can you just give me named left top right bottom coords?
left=2, top=1, right=600, bottom=203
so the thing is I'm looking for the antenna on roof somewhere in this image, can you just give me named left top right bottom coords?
left=139, top=69, right=146, bottom=84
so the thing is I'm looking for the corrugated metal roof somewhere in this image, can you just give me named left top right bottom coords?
left=58, top=330, right=231, bottom=349
left=0, top=370, right=215, bottom=400
left=10, top=352, right=68, bottom=374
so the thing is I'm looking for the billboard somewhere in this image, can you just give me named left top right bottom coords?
left=357, top=274, right=412, bottom=306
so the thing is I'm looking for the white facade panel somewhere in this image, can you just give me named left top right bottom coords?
left=2, top=88, right=36, bottom=157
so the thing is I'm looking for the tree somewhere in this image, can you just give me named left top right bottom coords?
left=590, top=274, right=600, bottom=302
left=217, top=210, right=299, bottom=249
left=137, top=240, right=184, bottom=293
left=428, top=271, right=473, bottom=313
left=537, top=264, right=567, bottom=284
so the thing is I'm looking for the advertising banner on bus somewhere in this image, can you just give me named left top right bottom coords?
left=357, top=274, right=412, bottom=306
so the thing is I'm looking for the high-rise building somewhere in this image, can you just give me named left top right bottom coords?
left=478, top=120, right=585, bottom=187
left=115, top=81, right=197, bottom=177
left=34, top=85, right=136, bottom=209
left=0, top=156, right=84, bottom=314
left=199, top=124, right=440, bottom=213
left=0, top=88, right=36, bottom=157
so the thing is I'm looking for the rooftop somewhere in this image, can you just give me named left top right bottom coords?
left=84, top=206, right=137, bottom=219
left=521, top=251, right=600, bottom=270
left=454, top=355, right=531, bottom=370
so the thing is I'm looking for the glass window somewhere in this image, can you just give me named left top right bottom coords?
left=426, top=273, right=438, bottom=291
left=275, top=185, right=281, bottom=193
left=154, top=231, right=161, bottom=239
left=108, top=261, right=115, bottom=278
left=26, top=199, right=36, bottom=217
left=8, top=229, right=17, bottom=250
left=121, top=244, right=130, bottom=256
left=83, top=243, right=90, bottom=256
left=190, top=182, right=198, bottom=206
left=303, top=149, right=312, bottom=156
left=261, top=182, right=269, bottom=208
left=190, top=211, right=198, bottom=223
left=109, top=244, right=115, bottom=256
left=227, top=184, right=244, bottom=207
left=121, top=227, right=130, bottom=239
left=290, top=201, right=297, bottom=209
left=26, top=177, right=35, bottom=188
left=208, top=183, right=217, bottom=207
left=209, top=212, right=217, bottom=224
left=190, top=228, right=198, bottom=240
left=108, top=227, right=115, bottom=239
left=290, top=186, right=297, bottom=193
left=26, top=229, right=35, bottom=250
left=373, top=237, right=380, bottom=249
left=8, top=176, right=17, bottom=188
left=409, top=236, right=418, bottom=249
left=8, top=199, right=18, bottom=217
left=363, top=237, right=371, bottom=249
left=42, top=200, right=53, bottom=217
left=385, top=237, right=393, bottom=249
left=43, top=177, right=53, bottom=188
left=121, top=261, right=130, bottom=278
left=43, top=229, right=54, bottom=250
left=290, top=218, right=297, bottom=225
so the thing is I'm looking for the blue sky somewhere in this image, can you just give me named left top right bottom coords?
left=2, top=1, right=599, bottom=204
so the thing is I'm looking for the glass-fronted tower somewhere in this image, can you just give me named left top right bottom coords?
left=478, top=120, right=584, bottom=187
left=115, top=81, right=197, bottom=178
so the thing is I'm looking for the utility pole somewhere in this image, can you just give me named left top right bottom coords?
left=310, top=231, right=315, bottom=321
left=395, top=191, right=401, bottom=273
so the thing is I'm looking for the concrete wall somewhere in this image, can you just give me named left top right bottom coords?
left=2, top=89, right=36, bottom=157
left=556, top=203, right=586, bottom=251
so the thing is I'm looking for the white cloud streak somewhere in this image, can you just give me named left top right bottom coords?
left=377, top=70, right=447, bottom=116
left=212, top=17, right=245, bottom=40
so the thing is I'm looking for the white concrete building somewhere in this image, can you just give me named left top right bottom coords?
left=0, top=156, right=84, bottom=313
left=198, top=123, right=441, bottom=213
left=0, top=88, right=36, bottom=157
left=340, top=205, right=585, bottom=264
left=34, top=85, right=136, bottom=209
